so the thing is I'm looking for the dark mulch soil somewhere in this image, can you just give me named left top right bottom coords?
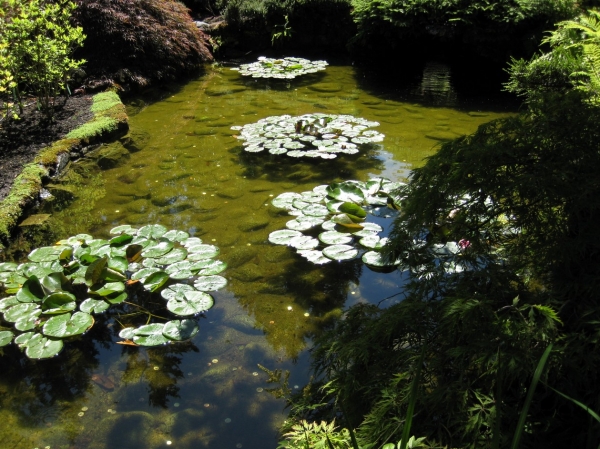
left=0, top=95, right=95, bottom=202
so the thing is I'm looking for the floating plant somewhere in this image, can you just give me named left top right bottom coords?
left=268, top=178, right=405, bottom=267
left=231, top=56, right=328, bottom=79
left=0, top=224, right=228, bottom=358
left=231, top=113, right=385, bottom=160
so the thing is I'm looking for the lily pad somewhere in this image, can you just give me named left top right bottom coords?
left=190, top=259, right=227, bottom=276
left=0, top=330, right=14, bottom=347
left=322, top=244, right=359, bottom=261
left=163, top=229, right=190, bottom=242
left=167, top=290, right=214, bottom=316
left=186, top=244, right=219, bottom=260
left=319, top=231, right=354, bottom=245
left=28, top=245, right=72, bottom=263
left=25, top=334, right=64, bottom=359
left=80, top=298, right=111, bottom=314
left=268, top=229, right=303, bottom=245
left=163, top=319, right=199, bottom=341
left=297, top=250, right=332, bottom=264
left=137, top=224, right=168, bottom=239
left=141, top=241, right=174, bottom=258
left=194, top=275, right=228, bottom=292
left=43, top=311, right=94, bottom=338
left=289, top=235, right=320, bottom=250
left=132, top=323, right=169, bottom=346
left=143, top=271, right=169, bottom=292
left=154, top=247, right=188, bottom=265
left=161, top=284, right=196, bottom=300
left=42, top=292, right=77, bottom=314
left=4, top=303, right=41, bottom=322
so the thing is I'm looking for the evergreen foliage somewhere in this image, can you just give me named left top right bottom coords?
left=279, top=8, right=600, bottom=449
left=72, top=0, right=212, bottom=87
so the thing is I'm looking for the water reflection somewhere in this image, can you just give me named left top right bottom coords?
left=0, top=63, right=517, bottom=448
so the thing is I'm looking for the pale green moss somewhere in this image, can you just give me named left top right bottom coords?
left=90, top=91, right=121, bottom=113
left=66, top=116, right=118, bottom=139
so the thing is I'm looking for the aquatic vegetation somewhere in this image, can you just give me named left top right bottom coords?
left=268, top=178, right=403, bottom=266
left=232, top=56, right=327, bottom=79
left=232, top=113, right=384, bottom=159
left=0, top=224, right=227, bottom=358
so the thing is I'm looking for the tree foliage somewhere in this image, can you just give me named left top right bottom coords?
left=280, top=8, right=600, bottom=449
left=72, top=0, right=213, bottom=88
left=0, top=0, right=85, bottom=118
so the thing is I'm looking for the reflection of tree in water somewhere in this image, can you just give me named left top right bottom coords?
left=227, top=243, right=363, bottom=359
left=119, top=343, right=198, bottom=409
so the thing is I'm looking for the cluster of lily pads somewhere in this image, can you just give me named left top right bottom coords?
left=268, top=178, right=405, bottom=267
left=231, top=113, right=384, bottom=160
left=231, top=56, right=328, bottom=79
left=0, top=224, right=227, bottom=359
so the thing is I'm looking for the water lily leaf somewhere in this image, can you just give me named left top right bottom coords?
left=165, top=260, right=192, bottom=275
left=167, top=290, right=214, bottom=316
left=161, top=283, right=196, bottom=300
left=0, top=296, right=19, bottom=311
left=297, top=250, right=332, bottom=265
left=42, top=292, right=77, bottom=314
left=143, top=271, right=169, bottom=292
left=15, top=310, right=42, bottom=331
left=80, top=298, right=111, bottom=314
left=109, top=234, right=133, bottom=246
left=322, top=244, right=359, bottom=261
left=183, top=237, right=203, bottom=247
left=40, top=272, right=69, bottom=295
left=19, top=263, right=59, bottom=279
left=326, top=183, right=365, bottom=203
left=0, top=262, right=18, bottom=272
left=16, top=276, right=45, bottom=303
left=118, top=327, right=136, bottom=339
left=110, top=225, right=138, bottom=235
left=0, top=330, right=14, bottom=347
left=154, top=248, right=188, bottom=265
left=131, top=236, right=153, bottom=247
left=339, top=202, right=367, bottom=219
left=14, top=331, right=35, bottom=347
left=25, top=334, right=64, bottom=359
left=163, top=229, right=190, bottom=242
left=126, top=244, right=144, bottom=262
left=132, top=323, right=169, bottom=346
left=91, top=281, right=125, bottom=297
left=269, top=229, right=303, bottom=245
left=332, top=214, right=364, bottom=229
left=362, top=251, right=401, bottom=267
left=107, top=256, right=128, bottom=273
left=105, top=292, right=127, bottom=305
left=28, top=245, right=71, bottom=262
left=43, top=311, right=94, bottom=338
left=194, top=275, right=228, bottom=292
left=85, top=256, right=108, bottom=286
left=131, top=267, right=160, bottom=282
left=319, top=231, right=354, bottom=245
left=359, top=234, right=382, bottom=249
left=302, top=204, right=330, bottom=217
left=163, top=319, right=199, bottom=341
left=360, top=222, right=384, bottom=233
left=137, top=224, right=168, bottom=239
left=190, top=259, right=227, bottom=276
left=271, top=192, right=302, bottom=210
left=141, top=241, right=174, bottom=258
left=289, top=235, right=320, bottom=250
left=4, top=302, right=42, bottom=322
left=186, top=244, right=219, bottom=260
left=286, top=216, right=324, bottom=231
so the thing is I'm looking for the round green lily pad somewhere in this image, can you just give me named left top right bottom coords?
left=289, top=235, right=320, bottom=250
left=0, top=330, right=14, bottom=347
left=28, top=245, right=72, bottom=263
left=319, top=231, right=353, bottom=245
left=194, top=275, right=228, bottom=292
left=25, top=334, right=64, bottom=359
left=119, top=327, right=137, bottom=340
left=143, top=271, right=169, bottom=292
left=167, top=290, right=214, bottom=316
left=4, top=303, right=41, bottom=323
left=141, top=241, right=174, bottom=258
left=190, top=259, right=227, bottom=276
left=132, top=323, right=169, bottom=346
left=161, top=283, right=196, bottom=300
left=131, top=267, right=160, bottom=282
left=322, top=244, right=359, bottom=261
left=80, top=298, right=111, bottom=314
left=137, top=224, right=168, bottom=239
left=0, top=296, right=19, bottom=311
left=43, top=311, right=94, bottom=338
left=42, top=292, right=77, bottom=314
left=186, top=244, right=219, bottom=260
left=154, top=248, right=188, bottom=265
left=163, top=319, right=199, bottom=341
left=297, top=250, right=332, bottom=265
left=268, top=230, right=303, bottom=245
left=163, top=229, right=190, bottom=242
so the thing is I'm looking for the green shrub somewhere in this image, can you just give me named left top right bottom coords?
left=0, top=0, right=85, bottom=118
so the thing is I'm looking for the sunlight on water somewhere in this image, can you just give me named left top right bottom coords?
left=0, top=63, right=515, bottom=449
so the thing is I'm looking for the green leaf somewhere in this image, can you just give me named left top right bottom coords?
left=141, top=240, right=174, bottom=258
left=80, top=298, right=111, bottom=314
left=4, top=303, right=41, bottom=322
left=109, top=234, right=133, bottom=246
left=322, top=244, right=359, bottom=261
left=25, top=334, right=64, bottom=359
left=163, top=319, right=199, bottom=341
left=194, top=275, right=228, bottom=292
left=40, top=272, right=69, bottom=295
left=186, top=244, right=219, bottom=261
left=132, top=323, right=169, bottom=346
left=42, top=292, right=77, bottom=314
left=269, top=229, right=303, bottom=245
left=0, top=296, right=19, bottom=311
left=339, top=202, right=367, bottom=218
left=16, top=276, right=45, bottom=303
left=154, top=247, right=188, bottom=265
left=137, top=224, right=168, bottom=239
left=190, top=259, right=227, bottom=276
left=126, top=244, right=144, bottom=262
left=105, top=292, right=127, bottom=305
left=91, top=281, right=125, bottom=297
left=163, top=229, right=190, bottom=242
left=319, top=231, right=353, bottom=245
left=110, top=225, right=137, bottom=235
left=160, top=283, right=196, bottom=300
left=131, top=267, right=160, bottom=282
left=28, top=245, right=71, bottom=262
left=326, top=182, right=365, bottom=203
left=43, top=311, right=94, bottom=338
left=85, top=256, right=108, bottom=286
left=167, top=290, right=214, bottom=316
left=143, top=271, right=169, bottom=292
left=332, top=214, right=364, bottom=229
left=0, top=330, right=14, bottom=347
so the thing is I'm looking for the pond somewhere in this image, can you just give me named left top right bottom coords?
left=0, top=60, right=516, bottom=449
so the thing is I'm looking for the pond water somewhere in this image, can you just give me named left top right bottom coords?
left=0, top=61, right=516, bottom=449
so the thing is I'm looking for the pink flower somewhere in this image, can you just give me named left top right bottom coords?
left=458, top=239, right=471, bottom=249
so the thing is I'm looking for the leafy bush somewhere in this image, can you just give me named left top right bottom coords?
left=349, top=0, right=579, bottom=62
left=280, top=9, right=600, bottom=449
left=0, top=0, right=85, bottom=118
left=72, top=0, right=213, bottom=87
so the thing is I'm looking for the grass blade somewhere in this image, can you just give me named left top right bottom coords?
left=400, top=345, right=426, bottom=449
left=510, top=343, right=553, bottom=449
left=548, top=386, right=600, bottom=424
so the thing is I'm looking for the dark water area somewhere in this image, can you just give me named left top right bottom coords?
left=0, top=61, right=519, bottom=449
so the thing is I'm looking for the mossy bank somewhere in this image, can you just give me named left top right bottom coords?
left=0, top=91, right=129, bottom=248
